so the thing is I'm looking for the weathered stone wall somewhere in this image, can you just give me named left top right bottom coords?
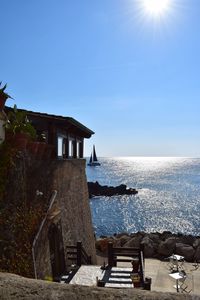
left=2, top=154, right=96, bottom=279
left=0, top=272, right=199, bottom=300
left=52, top=159, right=96, bottom=261
left=31, top=158, right=96, bottom=279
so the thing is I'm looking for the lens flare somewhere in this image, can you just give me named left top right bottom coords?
left=142, top=0, right=171, bottom=17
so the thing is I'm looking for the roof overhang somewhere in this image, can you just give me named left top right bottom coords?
left=4, top=106, right=94, bottom=138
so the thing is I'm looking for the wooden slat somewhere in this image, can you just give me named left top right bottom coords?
left=113, top=251, right=139, bottom=256
left=113, top=247, right=140, bottom=252
left=114, top=258, right=133, bottom=263
left=107, top=280, right=132, bottom=284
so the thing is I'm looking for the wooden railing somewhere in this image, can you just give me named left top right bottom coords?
left=66, top=241, right=91, bottom=267
left=107, top=242, right=145, bottom=285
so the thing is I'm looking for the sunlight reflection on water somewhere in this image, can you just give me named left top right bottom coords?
left=87, top=157, right=200, bottom=237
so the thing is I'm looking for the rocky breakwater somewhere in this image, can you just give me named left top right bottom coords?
left=96, top=231, right=200, bottom=262
left=88, top=181, right=138, bottom=198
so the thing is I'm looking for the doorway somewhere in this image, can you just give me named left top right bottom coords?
left=48, top=222, right=66, bottom=280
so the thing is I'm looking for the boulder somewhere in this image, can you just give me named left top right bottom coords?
left=130, top=231, right=146, bottom=239
left=160, top=231, right=173, bottom=241
left=157, top=237, right=177, bottom=257
left=175, top=243, right=195, bottom=262
left=114, top=238, right=123, bottom=247
left=193, top=238, right=200, bottom=249
left=148, top=233, right=161, bottom=244
left=123, top=235, right=143, bottom=248
left=178, top=235, right=196, bottom=246
left=194, top=245, right=200, bottom=262
left=95, top=238, right=114, bottom=253
left=141, top=236, right=156, bottom=258
left=117, top=235, right=131, bottom=247
left=115, top=232, right=130, bottom=239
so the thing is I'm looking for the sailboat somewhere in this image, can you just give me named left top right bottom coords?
left=88, top=145, right=101, bottom=166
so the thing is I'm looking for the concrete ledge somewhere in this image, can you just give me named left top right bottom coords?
left=0, top=272, right=199, bottom=300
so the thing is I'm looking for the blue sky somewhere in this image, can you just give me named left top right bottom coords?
left=1, top=0, right=200, bottom=157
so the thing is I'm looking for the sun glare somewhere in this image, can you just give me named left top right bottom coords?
left=142, top=0, right=171, bottom=17
left=128, top=0, right=183, bottom=36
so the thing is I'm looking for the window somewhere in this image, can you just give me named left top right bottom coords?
left=57, top=137, right=63, bottom=157
left=77, top=141, right=80, bottom=158
left=69, top=139, right=73, bottom=157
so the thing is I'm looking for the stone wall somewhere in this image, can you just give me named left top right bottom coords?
left=53, top=159, right=96, bottom=261
left=2, top=154, right=96, bottom=279
left=0, top=272, right=199, bottom=300
left=32, top=158, right=96, bottom=279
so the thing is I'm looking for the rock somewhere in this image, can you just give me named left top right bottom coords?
left=157, top=237, right=177, bottom=257
left=130, top=231, right=146, bottom=239
left=115, top=232, right=130, bottom=239
left=160, top=231, right=173, bottom=241
left=117, top=235, right=131, bottom=247
left=194, top=245, right=200, bottom=262
left=178, top=235, right=196, bottom=246
left=148, top=233, right=160, bottom=244
left=114, top=238, right=123, bottom=247
left=95, top=231, right=200, bottom=262
left=95, top=238, right=114, bottom=253
left=87, top=181, right=138, bottom=198
left=193, top=238, right=200, bottom=249
left=123, top=235, right=143, bottom=248
left=141, top=236, right=156, bottom=258
left=175, top=243, right=195, bottom=262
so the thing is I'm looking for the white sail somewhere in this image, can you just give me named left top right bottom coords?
left=87, top=145, right=100, bottom=166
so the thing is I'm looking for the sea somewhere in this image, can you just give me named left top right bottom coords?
left=86, top=157, right=200, bottom=238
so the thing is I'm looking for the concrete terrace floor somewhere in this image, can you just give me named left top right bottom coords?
left=145, top=259, right=200, bottom=295
left=97, top=255, right=200, bottom=296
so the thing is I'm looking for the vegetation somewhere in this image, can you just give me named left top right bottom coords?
left=0, top=104, right=37, bottom=202
left=0, top=82, right=12, bottom=103
left=4, top=105, right=36, bottom=139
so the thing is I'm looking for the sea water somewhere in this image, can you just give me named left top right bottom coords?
left=86, top=157, right=200, bottom=237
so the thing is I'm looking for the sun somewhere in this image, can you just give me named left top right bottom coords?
left=142, top=0, right=171, bottom=17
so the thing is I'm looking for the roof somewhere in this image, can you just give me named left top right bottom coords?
left=4, top=106, right=94, bottom=138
